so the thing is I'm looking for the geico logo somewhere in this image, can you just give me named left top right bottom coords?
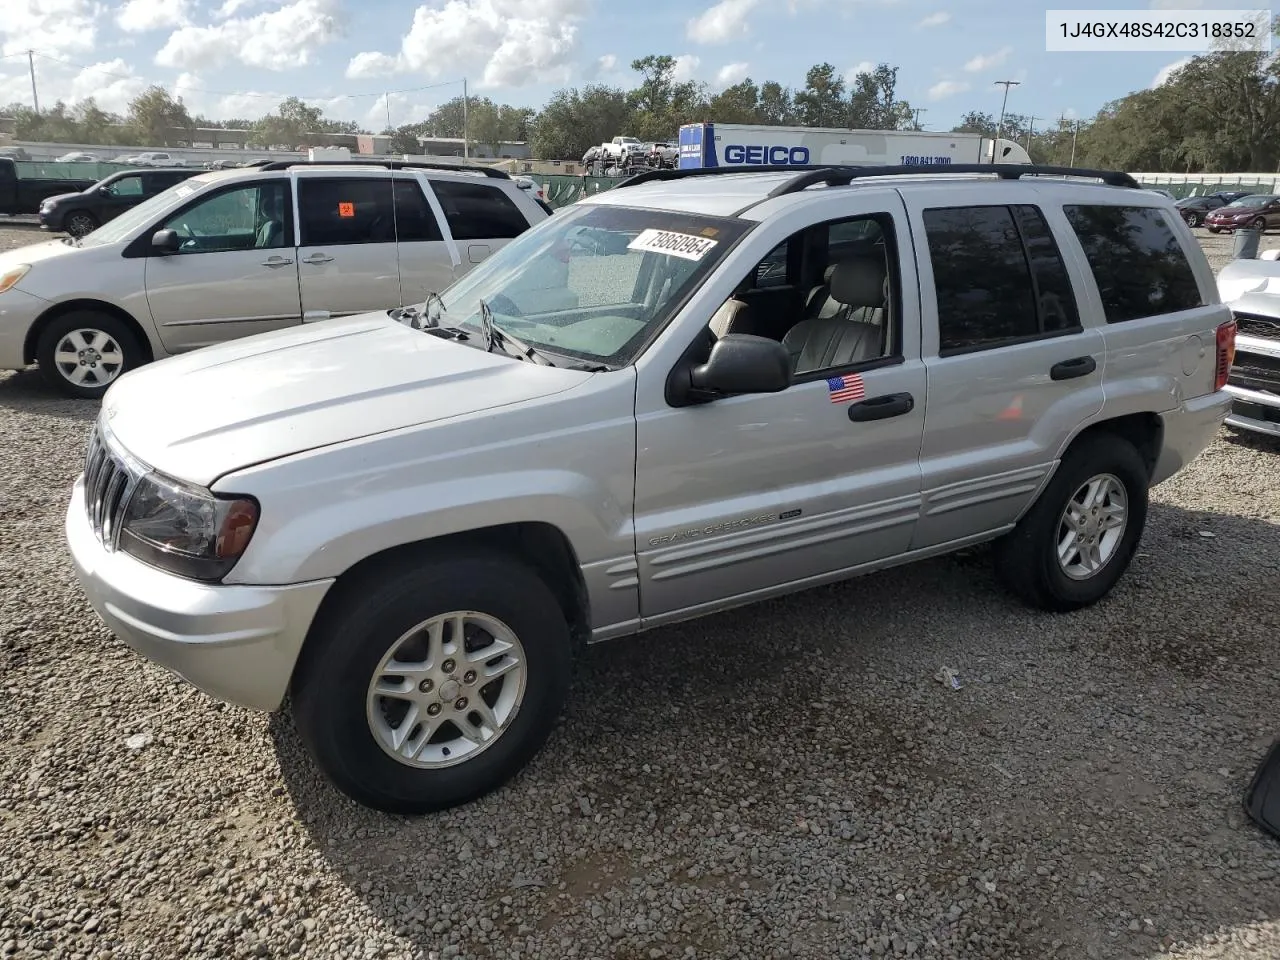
left=723, top=145, right=811, bottom=165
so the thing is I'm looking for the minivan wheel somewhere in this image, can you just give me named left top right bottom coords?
left=64, top=211, right=99, bottom=238
left=291, top=551, right=573, bottom=814
left=36, top=311, right=143, bottom=400
left=994, top=434, right=1149, bottom=612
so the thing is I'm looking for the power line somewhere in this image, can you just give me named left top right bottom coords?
left=25, top=51, right=464, bottom=104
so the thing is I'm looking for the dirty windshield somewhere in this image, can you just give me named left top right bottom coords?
left=426, top=203, right=752, bottom=367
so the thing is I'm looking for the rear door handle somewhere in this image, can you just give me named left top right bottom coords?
left=848, top=391, right=915, bottom=422
left=261, top=256, right=293, bottom=267
left=1050, top=356, right=1097, bottom=381
left=302, top=253, right=334, bottom=264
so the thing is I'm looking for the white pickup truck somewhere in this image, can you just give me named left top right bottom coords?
left=600, top=136, right=644, bottom=165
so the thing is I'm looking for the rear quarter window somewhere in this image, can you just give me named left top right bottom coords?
left=429, top=180, right=530, bottom=241
left=1062, top=204, right=1203, bottom=322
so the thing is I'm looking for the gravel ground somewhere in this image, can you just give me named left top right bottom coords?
left=1, top=220, right=1280, bottom=960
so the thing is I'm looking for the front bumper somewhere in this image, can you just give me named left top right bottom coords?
left=1224, top=330, right=1280, bottom=438
left=1225, top=384, right=1280, bottom=437
left=65, top=476, right=334, bottom=712
left=0, top=287, right=49, bottom=370
left=1151, top=390, right=1233, bottom=485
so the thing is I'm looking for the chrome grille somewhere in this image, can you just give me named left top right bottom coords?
left=1236, top=314, right=1280, bottom=342
left=83, top=422, right=141, bottom=550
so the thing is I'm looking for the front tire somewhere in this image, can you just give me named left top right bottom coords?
left=994, top=433, right=1149, bottom=612
left=1183, top=211, right=1201, bottom=228
left=291, top=551, right=573, bottom=814
left=64, top=211, right=99, bottom=238
left=1254, top=217, right=1268, bottom=233
left=36, top=310, right=143, bottom=399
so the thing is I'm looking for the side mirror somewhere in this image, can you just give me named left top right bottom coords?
left=689, top=334, right=791, bottom=398
left=151, top=229, right=181, bottom=254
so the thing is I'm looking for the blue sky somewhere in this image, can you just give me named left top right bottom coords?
left=0, top=0, right=1240, bottom=133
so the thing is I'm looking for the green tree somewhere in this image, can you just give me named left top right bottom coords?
left=529, top=85, right=632, bottom=159
left=705, top=79, right=760, bottom=124
left=794, top=63, right=846, bottom=127
left=127, top=85, right=194, bottom=146
left=757, top=82, right=796, bottom=125
left=387, top=125, right=422, bottom=155
left=847, top=64, right=911, bottom=129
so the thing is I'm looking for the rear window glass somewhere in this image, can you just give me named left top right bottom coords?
left=1063, top=205, right=1203, bottom=323
left=298, top=178, right=395, bottom=246
left=429, top=180, right=530, bottom=241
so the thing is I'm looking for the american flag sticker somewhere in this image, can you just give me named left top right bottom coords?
left=826, top=373, right=866, bottom=404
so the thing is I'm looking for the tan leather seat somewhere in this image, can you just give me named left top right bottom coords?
left=782, top=258, right=886, bottom=375
left=708, top=297, right=758, bottom=338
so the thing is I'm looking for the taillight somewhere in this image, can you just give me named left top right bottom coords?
left=1215, top=318, right=1237, bottom=390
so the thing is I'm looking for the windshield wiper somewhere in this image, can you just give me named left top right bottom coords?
left=392, top=291, right=448, bottom=330
left=477, top=298, right=557, bottom=366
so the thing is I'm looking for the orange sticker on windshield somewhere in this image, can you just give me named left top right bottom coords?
left=338, top=202, right=354, bottom=217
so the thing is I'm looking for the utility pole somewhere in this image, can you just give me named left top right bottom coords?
left=27, top=49, right=39, bottom=113
left=991, top=79, right=1020, bottom=162
left=1070, top=118, right=1080, bottom=166
left=462, top=78, right=469, bottom=159
left=913, top=107, right=927, bottom=131
left=1025, top=116, right=1038, bottom=151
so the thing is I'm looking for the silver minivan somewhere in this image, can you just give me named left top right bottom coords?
left=0, top=159, right=549, bottom=397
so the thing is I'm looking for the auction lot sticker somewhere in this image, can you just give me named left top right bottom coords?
left=629, top=229, right=719, bottom=261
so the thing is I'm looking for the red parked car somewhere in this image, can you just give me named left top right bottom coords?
left=1204, top=194, right=1280, bottom=233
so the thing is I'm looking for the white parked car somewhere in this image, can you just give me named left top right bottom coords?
left=55, top=152, right=100, bottom=163
left=0, top=159, right=549, bottom=397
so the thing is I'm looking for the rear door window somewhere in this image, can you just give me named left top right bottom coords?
left=1062, top=204, right=1203, bottom=322
left=297, top=177, right=396, bottom=246
left=428, top=180, right=530, bottom=240
left=391, top=179, right=444, bottom=242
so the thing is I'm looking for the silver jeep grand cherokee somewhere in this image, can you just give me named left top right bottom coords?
left=65, top=163, right=1235, bottom=814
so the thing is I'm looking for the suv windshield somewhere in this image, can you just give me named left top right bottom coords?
left=1227, top=195, right=1274, bottom=207
left=426, top=203, right=752, bottom=367
left=79, top=177, right=211, bottom=246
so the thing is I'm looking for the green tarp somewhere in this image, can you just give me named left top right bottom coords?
left=531, top=174, right=629, bottom=209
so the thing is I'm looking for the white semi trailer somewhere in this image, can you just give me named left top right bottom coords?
left=676, top=123, right=1032, bottom=169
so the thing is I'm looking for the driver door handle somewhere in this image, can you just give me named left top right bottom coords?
left=261, top=256, right=293, bottom=267
left=302, top=253, right=334, bottom=264
left=847, top=392, right=915, bottom=422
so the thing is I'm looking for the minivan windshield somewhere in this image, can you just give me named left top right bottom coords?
left=420, top=203, right=753, bottom=367
left=78, top=176, right=212, bottom=246
left=1227, top=194, right=1275, bottom=208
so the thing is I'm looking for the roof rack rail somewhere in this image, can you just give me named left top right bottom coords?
left=614, top=164, right=833, bottom=189
left=253, top=158, right=510, bottom=178
left=614, top=162, right=1140, bottom=193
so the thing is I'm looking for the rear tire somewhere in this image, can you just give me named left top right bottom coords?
left=994, top=433, right=1149, bottom=612
left=1183, top=211, right=1201, bottom=228
left=1254, top=217, right=1267, bottom=233
left=36, top=310, right=144, bottom=400
left=291, top=550, right=573, bottom=814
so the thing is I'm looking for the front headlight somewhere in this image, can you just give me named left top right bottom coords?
left=119, top=471, right=259, bottom=582
left=0, top=264, right=30, bottom=295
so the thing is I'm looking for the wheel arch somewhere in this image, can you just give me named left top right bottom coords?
left=24, top=299, right=156, bottom=366
left=1060, top=411, right=1164, bottom=479
left=291, top=521, right=592, bottom=687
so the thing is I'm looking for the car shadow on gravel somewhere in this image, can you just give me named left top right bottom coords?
left=0, top=369, right=99, bottom=424
left=270, top=494, right=1280, bottom=960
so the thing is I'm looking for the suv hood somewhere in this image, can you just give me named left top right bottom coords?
left=40, top=191, right=83, bottom=206
left=100, top=312, right=594, bottom=487
left=1218, top=257, right=1280, bottom=304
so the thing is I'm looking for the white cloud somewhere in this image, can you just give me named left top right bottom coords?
left=917, top=11, right=950, bottom=27
left=155, top=0, right=341, bottom=72
left=714, top=62, right=750, bottom=88
left=1152, top=56, right=1193, bottom=86
left=342, top=0, right=587, bottom=90
left=672, top=54, right=701, bottom=82
left=844, top=60, right=875, bottom=84
left=1, top=0, right=103, bottom=57
left=215, top=0, right=269, bottom=16
left=964, top=46, right=1013, bottom=72
left=928, top=79, right=969, bottom=100
left=116, top=0, right=192, bottom=32
left=597, top=53, right=617, bottom=73
left=687, top=0, right=759, bottom=44
left=0, top=55, right=146, bottom=117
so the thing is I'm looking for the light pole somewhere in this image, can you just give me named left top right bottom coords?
left=991, top=79, right=1020, bottom=162
left=913, top=107, right=927, bottom=130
